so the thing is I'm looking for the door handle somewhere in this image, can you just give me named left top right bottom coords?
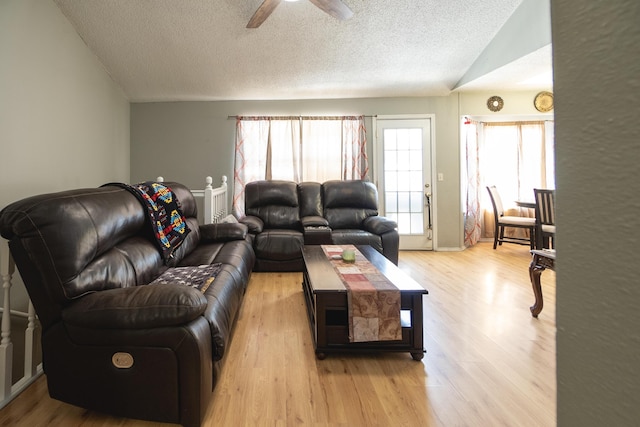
left=425, top=193, right=432, bottom=230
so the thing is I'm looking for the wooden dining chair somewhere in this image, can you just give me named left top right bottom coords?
left=534, top=188, right=556, bottom=249
left=486, top=186, right=536, bottom=249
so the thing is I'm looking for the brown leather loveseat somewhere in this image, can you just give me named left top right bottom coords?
left=240, top=179, right=399, bottom=271
left=0, top=182, right=255, bottom=427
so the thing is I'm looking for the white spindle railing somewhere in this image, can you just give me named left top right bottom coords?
left=0, top=242, right=14, bottom=401
left=0, top=176, right=229, bottom=409
left=0, top=239, right=43, bottom=410
left=157, top=175, right=229, bottom=224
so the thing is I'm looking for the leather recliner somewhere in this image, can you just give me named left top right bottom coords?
left=240, top=180, right=399, bottom=271
left=0, top=182, right=255, bottom=427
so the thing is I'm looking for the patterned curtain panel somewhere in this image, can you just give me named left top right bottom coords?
left=232, top=116, right=368, bottom=217
left=463, top=120, right=482, bottom=247
left=341, top=117, right=369, bottom=180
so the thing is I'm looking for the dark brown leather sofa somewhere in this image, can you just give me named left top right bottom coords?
left=0, top=182, right=255, bottom=427
left=240, top=180, right=399, bottom=271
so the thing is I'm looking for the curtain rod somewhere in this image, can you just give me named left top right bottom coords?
left=227, top=115, right=377, bottom=120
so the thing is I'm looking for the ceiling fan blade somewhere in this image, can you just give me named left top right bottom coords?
left=247, top=0, right=283, bottom=28
left=308, top=0, right=354, bottom=21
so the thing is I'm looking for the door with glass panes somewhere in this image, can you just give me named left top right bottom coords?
left=374, top=116, right=433, bottom=250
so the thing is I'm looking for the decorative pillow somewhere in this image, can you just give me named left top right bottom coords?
left=150, top=263, right=223, bottom=293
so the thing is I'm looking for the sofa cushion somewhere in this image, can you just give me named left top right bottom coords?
left=298, top=182, right=323, bottom=217
left=254, top=230, right=304, bottom=261
left=62, top=284, right=207, bottom=329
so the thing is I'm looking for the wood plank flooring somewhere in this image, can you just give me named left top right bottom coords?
left=0, top=242, right=556, bottom=426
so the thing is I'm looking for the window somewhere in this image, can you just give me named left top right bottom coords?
left=232, top=116, right=368, bottom=217
left=463, top=120, right=555, bottom=246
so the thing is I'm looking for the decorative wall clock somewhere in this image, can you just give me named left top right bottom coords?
left=487, top=96, right=504, bottom=112
left=534, top=91, right=554, bottom=112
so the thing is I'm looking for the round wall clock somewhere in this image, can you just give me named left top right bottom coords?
left=487, top=96, right=504, bottom=112
left=534, top=91, right=554, bottom=112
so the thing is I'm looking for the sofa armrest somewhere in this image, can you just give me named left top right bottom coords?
left=363, top=216, right=398, bottom=235
left=301, top=216, right=329, bottom=227
left=239, top=215, right=264, bottom=234
left=302, top=216, right=332, bottom=245
left=61, top=284, right=207, bottom=329
left=200, top=222, right=248, bottom=242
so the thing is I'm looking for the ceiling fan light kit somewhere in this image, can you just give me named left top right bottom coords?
left=247, top=0, right=353, bottom=28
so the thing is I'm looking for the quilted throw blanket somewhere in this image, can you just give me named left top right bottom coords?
left=322, top=245, right=402, bottom=343
left=105, top=181, right=191, bottom=263
left=150, top=264, right=222, bottom=293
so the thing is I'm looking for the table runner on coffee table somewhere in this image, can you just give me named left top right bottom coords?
left=321, top=245, right=402, bottom=342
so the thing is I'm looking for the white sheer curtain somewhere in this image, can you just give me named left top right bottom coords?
left=232, top=116, right=368, bottom=217
left=463, top=120, right=555, bottom=245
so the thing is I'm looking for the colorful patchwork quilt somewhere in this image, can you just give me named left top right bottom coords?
left=105, top=181, right=191, bottom=263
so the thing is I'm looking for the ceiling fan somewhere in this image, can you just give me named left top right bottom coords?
left=247, top=0, right=354, bottom=28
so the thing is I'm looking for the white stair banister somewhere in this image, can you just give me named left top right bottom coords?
left=0, top=239, right=15, bottom=400
left=24, top=302, right=37, bottom=378
left=204, top=175, right=228, bottom=224
left=153, top=176, right=228, bottom=224
left=204, top=176, right=214, bottom=225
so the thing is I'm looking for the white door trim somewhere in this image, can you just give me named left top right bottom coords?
left=372, top=114, right=437, bottom=250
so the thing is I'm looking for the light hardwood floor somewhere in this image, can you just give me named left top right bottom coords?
left=0, top=242, right=556, bottom=426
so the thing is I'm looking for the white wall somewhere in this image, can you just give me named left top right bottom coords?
left=1, top=0, right=129, bottom=310
left=456, top=0, right=552, bottom=89
left=552, top=0, right=640, bottom=425
left=0, top=0, right=130, bottom=210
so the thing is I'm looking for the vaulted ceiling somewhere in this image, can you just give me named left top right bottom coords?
left=53, top=0, right=552, bottom=102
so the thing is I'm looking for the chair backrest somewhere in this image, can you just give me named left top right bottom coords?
left=534, top=189, right=556, bottom=226
left=486, top=186, right=505, bottom=217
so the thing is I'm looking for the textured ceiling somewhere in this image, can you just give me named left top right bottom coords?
left=53, top=0, right=550, bottom=102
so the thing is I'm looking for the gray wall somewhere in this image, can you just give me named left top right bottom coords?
left=131, top=97, right=464, bottom=248
left=0, top=0, right=130, bottom=209
left=552, top=0, right=640, bottom=425
left=131, top=92, right=552, bottom=250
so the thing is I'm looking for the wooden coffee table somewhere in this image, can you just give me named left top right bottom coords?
left=301, top=245, right=428, bottom=360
